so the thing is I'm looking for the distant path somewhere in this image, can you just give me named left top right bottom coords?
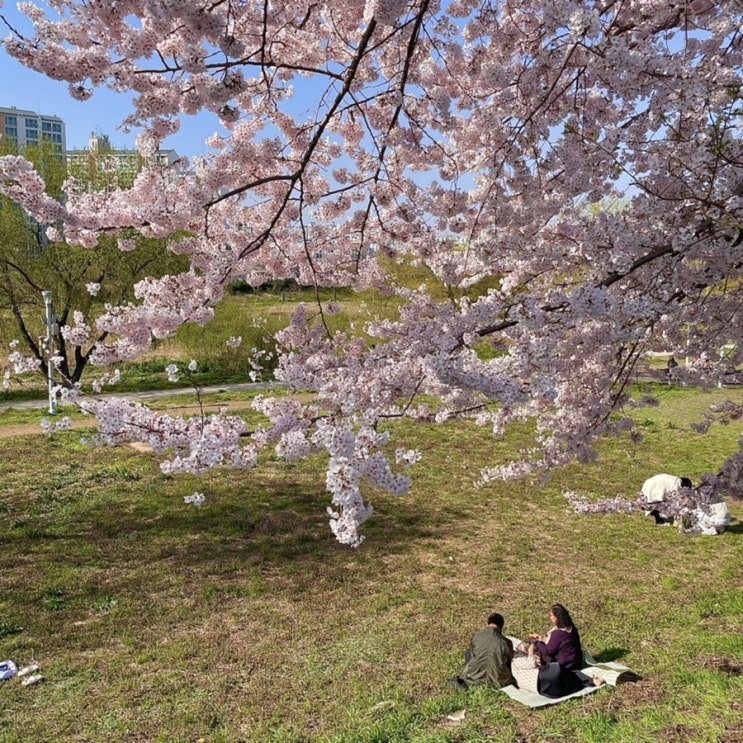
left=0, top=382, right=283, bottom=438
left=0, top=382, right=280, bottom=411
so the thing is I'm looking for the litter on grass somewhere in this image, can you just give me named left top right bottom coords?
left=0, top=661, right=17, bottom=680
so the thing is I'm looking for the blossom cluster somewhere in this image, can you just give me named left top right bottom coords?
left=41, top=416, right=72, bottom=433
left=2, top=0, right=742, bottom=543
left=60, top=311, right=92, bottom=348
left=91, top=369, right=121, bottom=393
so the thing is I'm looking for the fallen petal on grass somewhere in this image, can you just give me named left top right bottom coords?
left=372, top=700, right=396, bottom=711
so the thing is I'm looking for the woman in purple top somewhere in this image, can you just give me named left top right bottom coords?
left=527, top=604, right=605, bottom=698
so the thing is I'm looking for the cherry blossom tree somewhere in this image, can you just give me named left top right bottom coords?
left=1, top=0, right=742, bottom=545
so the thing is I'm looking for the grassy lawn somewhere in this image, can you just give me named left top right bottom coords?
left=0, top=384, right=741, bottom=742
left=0, top=285, right=404, bottom=401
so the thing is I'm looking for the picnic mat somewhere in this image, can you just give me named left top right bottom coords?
left=501, top=638, right=636, bottom=708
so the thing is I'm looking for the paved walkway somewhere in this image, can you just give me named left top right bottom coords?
left=0, top=382, right=286, bottom=438
left=0, top=382, right=281, bottom=412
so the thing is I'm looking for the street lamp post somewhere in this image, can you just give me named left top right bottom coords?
left=41, top=291, right=57, bottom=415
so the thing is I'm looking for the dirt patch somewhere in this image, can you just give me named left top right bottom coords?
left=0, top=423, right=54, bottom=438
left=701, top=656, right=742, bottom=676
left=603, top=676, right=665, bottom=709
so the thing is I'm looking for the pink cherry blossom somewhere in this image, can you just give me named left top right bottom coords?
left=1, top=0, right=742, bottom=543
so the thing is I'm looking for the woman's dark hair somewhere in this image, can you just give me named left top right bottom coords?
left=551, top=604, right=575, bottom=630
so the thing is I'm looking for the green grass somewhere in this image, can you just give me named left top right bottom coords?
left=0, top=389, right=267, bottom=430
left=0, top=284, right=407, bottom=400
left=0, top=386, right=741, bottom=742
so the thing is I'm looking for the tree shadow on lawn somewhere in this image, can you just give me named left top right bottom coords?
left=1, top=474, right=475, bottom=653
left=6, top=472, right=464, bottom=578
left=593, top=646, right=630, bottom=663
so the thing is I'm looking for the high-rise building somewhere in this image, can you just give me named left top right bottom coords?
left=0, top=105, right=66, bottom=150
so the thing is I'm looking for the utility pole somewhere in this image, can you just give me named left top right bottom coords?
left=41, top=290, right=57, bottom=415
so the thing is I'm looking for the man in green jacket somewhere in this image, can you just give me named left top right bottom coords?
left=449, top=612, right=517, bottom=689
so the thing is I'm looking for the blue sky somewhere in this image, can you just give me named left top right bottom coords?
left=0, top=4, right=225, bottom=158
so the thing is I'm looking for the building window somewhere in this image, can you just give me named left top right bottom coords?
left=5, top=115, right=17, bottom=126
left=25, top=117, right=38, bottom=128
left=26, top=129, right=39, bottom=140
left=41, top=132, right=61, bottom=144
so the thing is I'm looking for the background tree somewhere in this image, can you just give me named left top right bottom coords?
left=0, top=137, right=187, bottom=386
left=1, top=1, right=742, bottom=544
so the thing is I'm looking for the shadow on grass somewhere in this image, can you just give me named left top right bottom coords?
left=1, top=471, right=469, bottom=638
left=593, top=647, right=630, bottom=663
left=5, top=472, right=461, bottom=577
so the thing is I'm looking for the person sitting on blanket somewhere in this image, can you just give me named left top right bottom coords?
left=527, top=604, right=604, bottom=698
left=447, top=611, right=517, bottom=690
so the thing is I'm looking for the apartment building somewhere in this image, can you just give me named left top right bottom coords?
left=0, top=105, right=66, bottom=149
left=65, top=134, right=183, bottom=190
